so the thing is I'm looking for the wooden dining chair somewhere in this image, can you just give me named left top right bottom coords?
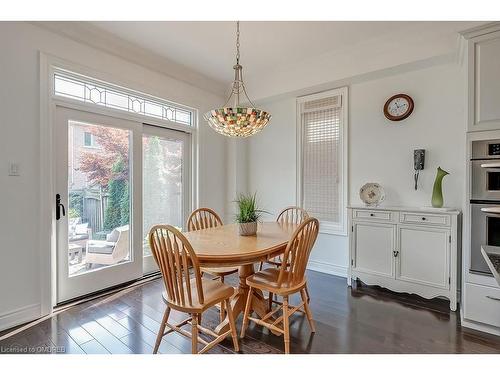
left=187, top=208, right=238, bottom=322
left=260, top=207, right=309, bottom=268
left=240, top=217, right=319, bottom=354
left=149, top=224, right=239, bottom=354
left=259, top=206, right=311, bottom=303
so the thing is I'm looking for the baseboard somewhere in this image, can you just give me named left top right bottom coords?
left=0, top=304, right=41, bottom=332
left=307, top=260, right=348, bottom=278
left=461, top=317, right=500, bottom=337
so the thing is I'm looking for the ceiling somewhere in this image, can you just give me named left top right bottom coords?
left=75, top=22, right=487, bottom=99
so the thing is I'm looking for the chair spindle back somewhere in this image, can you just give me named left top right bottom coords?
left=277, top=217, right=319, bottom=288
left=276, top=206, right=309, bottom=225
left=187, top=208, right=223, bottom=232
left=149, top=225, right=204, bottom=306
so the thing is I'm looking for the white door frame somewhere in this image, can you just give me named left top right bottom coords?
left=39, top=53, right=198, bottom=314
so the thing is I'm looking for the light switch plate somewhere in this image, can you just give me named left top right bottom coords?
left=8, top=162, right=20, bottom=176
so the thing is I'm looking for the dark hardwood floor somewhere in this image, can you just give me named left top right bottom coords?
left=1, top=270, right=499, bottom=354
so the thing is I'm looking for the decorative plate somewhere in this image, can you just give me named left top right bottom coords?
left=359, top=183, right=385, bottom=206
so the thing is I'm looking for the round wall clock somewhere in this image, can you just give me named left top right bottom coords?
left=383, top=94, right=414, bottom=121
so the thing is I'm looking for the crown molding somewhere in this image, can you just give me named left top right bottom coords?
left=459, top=21, right=500, bottom=40
left=32, top=21, right=227, bottom=97
left=253, top=53, right=457, bottom=104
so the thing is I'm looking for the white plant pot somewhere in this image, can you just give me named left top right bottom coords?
left=238, top=221, right=257, bottom=236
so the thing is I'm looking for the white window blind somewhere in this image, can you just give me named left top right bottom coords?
left=298, top=89, right=346, bottom=232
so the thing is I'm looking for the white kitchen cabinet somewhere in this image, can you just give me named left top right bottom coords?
left=465, top=26, right=500, bottom=132
left=348, top=206, right=459, bottom=311
left=463, top=283, right=500, bottom=329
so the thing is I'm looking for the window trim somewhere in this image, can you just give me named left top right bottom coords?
left=296, top=86, right=348, bottom=236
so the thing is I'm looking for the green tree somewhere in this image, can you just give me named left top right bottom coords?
left=120, top=182, right=129, bottom=226
left=69, top=191, right=84, bottom=219
left=103, top=158, right=127, bottom=231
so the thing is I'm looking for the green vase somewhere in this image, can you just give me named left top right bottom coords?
left=431, top=167, right=449, bottom=208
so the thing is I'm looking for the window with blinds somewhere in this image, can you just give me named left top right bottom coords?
left=298, top=88, right=347, bottom=234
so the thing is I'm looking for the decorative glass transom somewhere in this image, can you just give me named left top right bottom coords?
left=54, top=71, right=194, bottom=126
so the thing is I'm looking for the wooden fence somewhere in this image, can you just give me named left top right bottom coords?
left=71, top=188, right=109, bottom=236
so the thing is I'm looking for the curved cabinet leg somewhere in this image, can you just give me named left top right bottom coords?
left=449, top=294, right=457, bottom=312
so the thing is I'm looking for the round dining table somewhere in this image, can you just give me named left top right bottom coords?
left=182, top=221, right=298, bottom=334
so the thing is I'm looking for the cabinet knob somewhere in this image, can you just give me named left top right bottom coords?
left=421, top=217, right=426, bottom=221
left=370, top=213, right=374, bottom=217
left=393, top=250, right=399, bottom=257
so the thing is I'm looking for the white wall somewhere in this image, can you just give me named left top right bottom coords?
left=0, top=22, right=226, bottom=330
left=247, top=60, right=466, bottom=277
left=0, top=21, right=468, bottom=330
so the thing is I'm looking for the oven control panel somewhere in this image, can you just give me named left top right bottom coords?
left=472, top=139, right=500, bottom=160
left=489, top=143, right=500, bottom=156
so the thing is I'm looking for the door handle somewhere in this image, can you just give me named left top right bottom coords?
left=56, top=193, right=66, bottom=221
left=480, top=162, right=500, bottom=168
left=480, top=207, right=500, bottom=215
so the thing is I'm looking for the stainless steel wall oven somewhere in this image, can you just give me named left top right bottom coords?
left=470, top=139, right=500, bottom=275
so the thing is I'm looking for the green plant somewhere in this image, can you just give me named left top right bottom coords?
left=104, top=158, right=128, bottom=230
left=68, top=207, right=80, bottom=219
left=69, top=192, right=83, bottom=218
left=120, top=182, right=130, bottom=226
left=234, top=192, right=268, bottom=223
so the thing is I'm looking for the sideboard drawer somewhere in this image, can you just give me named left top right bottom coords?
left=353, top=209, right=394, bottom=222
left=400, top=212, right=450, bottom=227
left=464, top=283, right=500, bottom=328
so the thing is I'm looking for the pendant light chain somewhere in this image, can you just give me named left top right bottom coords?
left=236, top=21, right=240, bottom=65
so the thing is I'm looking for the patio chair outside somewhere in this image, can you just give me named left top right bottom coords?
left=85, top=225, right=129, bottom=269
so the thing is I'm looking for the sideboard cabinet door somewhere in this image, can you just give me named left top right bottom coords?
left=352, top=222, right=395, bottom=278
left=397, top=226, right=450, bottom=290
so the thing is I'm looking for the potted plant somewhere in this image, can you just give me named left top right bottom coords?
left=235, top=192, right=267, bottom=236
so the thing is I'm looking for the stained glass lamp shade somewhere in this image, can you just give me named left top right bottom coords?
left=204, top=22, right=271, bottom=138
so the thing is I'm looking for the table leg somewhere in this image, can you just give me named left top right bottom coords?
left=214, top=264, right=269, bottom=334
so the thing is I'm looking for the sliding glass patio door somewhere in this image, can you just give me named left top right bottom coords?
left=142, top=125, right=191, bottom=274
left=55, top=106, right=191, bottom=303
left=55, top=106, right=143, bottom=303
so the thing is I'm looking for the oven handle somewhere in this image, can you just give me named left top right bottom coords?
left=481, top=207, right=500, bottom=215
left=480, top=162, right=500, bottom=168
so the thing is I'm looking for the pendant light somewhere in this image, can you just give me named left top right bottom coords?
left=204, top=21, right=271, bottom=137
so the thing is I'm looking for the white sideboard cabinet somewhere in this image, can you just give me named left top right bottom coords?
left=348, top=206, right=460, bottom=311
